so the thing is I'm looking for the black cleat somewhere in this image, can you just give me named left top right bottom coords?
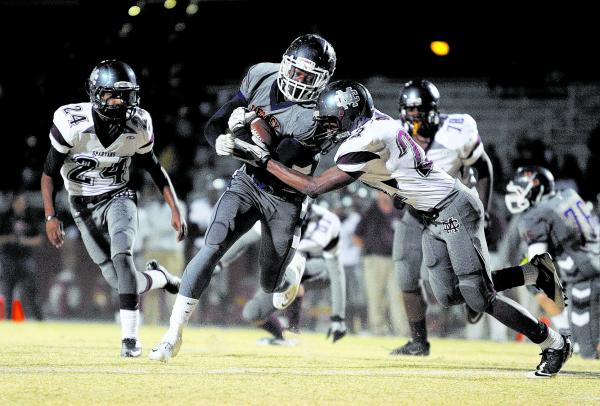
left=121, top=338, right=142, bottom=358
left=146, top=259, right=181, bottom=294
left=466, top=304, right=484, bottom=324
left=531, top=253, right=566, bottom=311
left=528, top=335, right=573, bottom=378
left=390, top=340, right=430, bottom=356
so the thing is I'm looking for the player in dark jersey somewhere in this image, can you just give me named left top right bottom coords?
left=506, top=166, right=600, bottom=359
left=41, top=60, right=187, bottom=357
left=150, top=34, right=337, bottom=361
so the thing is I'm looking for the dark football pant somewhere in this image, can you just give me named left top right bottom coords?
left=568, top=278, right=600, bottom=359
left=180, top=170, right=306, bottom=299
left=423, top=181, right=548, bottom=343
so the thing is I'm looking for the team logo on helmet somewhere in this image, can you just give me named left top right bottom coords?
left=335, top=87, right=359, bottom=110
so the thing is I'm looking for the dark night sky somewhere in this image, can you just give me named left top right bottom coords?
left=0, top=0, right=597, bottom=190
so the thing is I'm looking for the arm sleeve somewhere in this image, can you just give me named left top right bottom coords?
left=43, top=147, right=67, bottom=177
left=133, top=150, right=169, bottom=191
left=204, top=91, right=248, bottom=148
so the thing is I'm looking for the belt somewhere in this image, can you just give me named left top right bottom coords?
left=70, top=188, right=135, bottom=206
left=249, top=174, right=304, bottom=202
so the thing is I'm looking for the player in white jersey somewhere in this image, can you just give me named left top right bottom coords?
left=40, top=60, right=187, bottom=357
left=242, top=203, right=347, bottom=344
left=391, top=80, right=494, bottom=356
left=234, top=80, right=572, bottom=377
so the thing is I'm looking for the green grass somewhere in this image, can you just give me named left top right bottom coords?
left=0, top=321, right=598, bottom=405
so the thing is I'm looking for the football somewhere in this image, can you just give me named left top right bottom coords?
left=249, top=117, right=277, bottom=148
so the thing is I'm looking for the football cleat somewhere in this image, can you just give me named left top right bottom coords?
left=390, top=340, right=430, bottom=356
left=149, top=335, right=182, bottom=363
left=528, top=335, right=573, bottom=378
left=273, top=267, right=304, bottom=310
left=120, top=338, right=142, bottom=358
left=146, top=259, right=181, bottom=294
left=466, top=304, right=484, bottom=324
left=531, top=253, right=566, bottom=311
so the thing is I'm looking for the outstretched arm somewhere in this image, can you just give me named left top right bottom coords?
left=265, top=159, right=358, bottom=198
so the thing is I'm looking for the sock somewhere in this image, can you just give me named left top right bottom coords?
left=261, top=314, right=284, bottom=340
left=409, top=319, right=428, bottom=343
left=540, top=326, right=564, bottom=350
left=164, top=294, right=199, bottom=344
left=286, top=295, right=304, bottom=330
left=142, top=270, right=168, bottom=291
left=491, top=266, right=525, bottom=291
left=551, top=310, right=569, bottom=331
left=521, top=263, right=539, bottom=285
left=120, top=309, right=140, bottom=340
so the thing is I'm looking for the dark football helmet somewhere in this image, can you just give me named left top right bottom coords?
left=399, top=79, right=440, bottom=138
left=87, top=59, right=140, bottom=121
left=311, top=80, right=374, bottom=148
left=277, top=34, right=336, bottom=103
left=505, top=166, right=556, bottom=213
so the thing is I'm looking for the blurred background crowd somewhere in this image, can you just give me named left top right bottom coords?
left=1, top=0, right=599, bottom=341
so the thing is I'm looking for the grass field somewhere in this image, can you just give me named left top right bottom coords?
left=0, top=321, right=598, bottom=405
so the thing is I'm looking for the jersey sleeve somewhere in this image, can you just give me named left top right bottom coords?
left=518, top=211, right=550, bottom=245
left=49, top=108, right=74, bottom=154
left=457, top=114, right=483, bottom=166
left=334, top=135, right=378, bottom=174
left=136, top=110, right=155, bottom=154
left=239, top=64, right=262, bottom=99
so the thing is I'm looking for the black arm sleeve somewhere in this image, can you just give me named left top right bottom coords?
left=43, top=147, right=67, bottom=177
left=204, top=91, right=248, bottom=148
left=133, top=150, right=169, bottom=191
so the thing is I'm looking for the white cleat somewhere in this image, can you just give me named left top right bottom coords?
left=273, top=268, right=302, bottom=310
left=149, top=335, right=182, bottom=363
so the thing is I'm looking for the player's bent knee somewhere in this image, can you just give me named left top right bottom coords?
left=460, top=285, right=492, bottom=313
left=99, top=261, right=119, bottom=290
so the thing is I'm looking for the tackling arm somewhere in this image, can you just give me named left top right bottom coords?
left=265, top=160, right=358, bottom=198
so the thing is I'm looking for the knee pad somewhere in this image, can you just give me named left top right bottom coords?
left=99, top=261, right=119, bottom=290
left=459, top=273, right=494, bottom=313
left=205, top=221, right=229, bottom=246
left=111, top=229, right=135, bottom=257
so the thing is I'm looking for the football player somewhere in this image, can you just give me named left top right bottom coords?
left=391, top=79, right=494, bottom=356
left=506, top=166, right=600, bottom=359
left=234, top=80, right=573, bottom=377
left=243, top=203, right=346, bottom=345
left=41, top=60, right=187, bottom=357
left=150, top=34, right=337, bottom=361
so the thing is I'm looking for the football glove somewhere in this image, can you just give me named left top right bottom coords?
left=326, top=315, right=347, bottom=343
left=232, top=138, right=271, bottom=168
left=228, top=107, right=257, bottom=135
left=215, top=133, right=235, bottom=156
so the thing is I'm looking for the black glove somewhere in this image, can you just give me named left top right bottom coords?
left=326, top=315, right=347, bottom=343
left=232, top=138, right=271, bottom=168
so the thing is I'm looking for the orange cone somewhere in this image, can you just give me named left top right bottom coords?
left=0, top=295, right=5, bottom=320
left=12, top=299, right=25, bottom=322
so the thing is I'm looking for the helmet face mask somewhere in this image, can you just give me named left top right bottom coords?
left=399, top=80, right=440, bottom=138
left=87, top=60, right=140, bottom=121
left=277, top=34, right=336, bottom=103
left=504, top=166, right=555, bottom=213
